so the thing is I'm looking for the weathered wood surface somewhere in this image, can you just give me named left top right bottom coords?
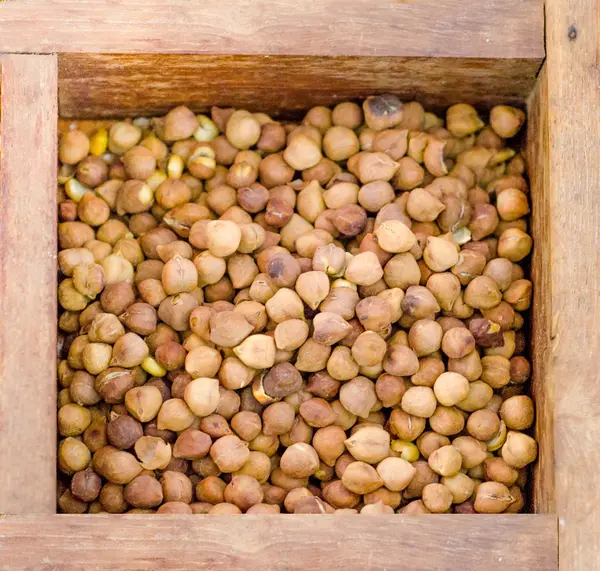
left=0, top=0, right=544, bottom=58
left=0, top=55, right=58, bottom=514
left=0, top=515, right=557, bottom=570
left=57, top=53, right=541, bottom=118
left=545, top=0, right=600, bottom=569
left=526, top=64, right=554, bottom=516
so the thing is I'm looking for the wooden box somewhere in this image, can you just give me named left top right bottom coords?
left=0, top=1, right=597, bottom=569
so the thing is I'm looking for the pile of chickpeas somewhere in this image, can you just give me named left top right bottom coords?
left=56, top=95, right=536, bottom=515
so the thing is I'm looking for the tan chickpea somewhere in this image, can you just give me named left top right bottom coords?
left=474, top=481, right=515, bottom=513
left=422, top=483, right=453, bottom=513
left=500, top=395, right=534, bottom=430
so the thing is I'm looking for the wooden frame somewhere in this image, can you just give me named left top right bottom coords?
left=0, top=0, right=597, bottom=568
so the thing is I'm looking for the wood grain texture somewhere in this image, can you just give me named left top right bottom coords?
left=58, top=54, right=542, bottom=119
left=545, top=0, right=600, bottom=568
left=526, top=64, right=555, bottom=515
left=0, top=514, right=557, bottom=570
left=0, top=55, right=58, bottom=514
left=0, top=0, right=544, bottom=58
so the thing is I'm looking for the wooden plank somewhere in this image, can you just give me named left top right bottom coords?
left=58, top=54, right=542, bottom=119
left=526, top=64, right=555, bottom=515
left=545, top=0, right=600, bottom=568
left=0, top=515, right=557, bottom=570
left=0, top=0, right=544, bottom=58
left=0, top=55, right=58, bottom=514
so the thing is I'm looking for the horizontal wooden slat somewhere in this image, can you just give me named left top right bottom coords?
left=0, top=515, right=557, bottom=570
left=0, top=54, right=58, bottom=515
left=58, top=53, right=542, bottom=119
left=0, top=0, right=544, bottom=58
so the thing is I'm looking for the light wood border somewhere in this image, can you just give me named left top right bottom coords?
left=0, top=0, right=543, bottom=58
left=0, top=54, right=58, bottom=515
left=545, top=0, right=600, bottom=568
left=0, top=514, right=557, bottom=570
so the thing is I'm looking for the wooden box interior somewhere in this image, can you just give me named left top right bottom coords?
left=56, top=52, right=554, bottom=516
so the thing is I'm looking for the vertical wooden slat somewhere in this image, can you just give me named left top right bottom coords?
left=545, top=0, right=600, bottom=568
left=526, top=64, right=555, bottom=515
left=0, top=54, right=58, bottom=514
